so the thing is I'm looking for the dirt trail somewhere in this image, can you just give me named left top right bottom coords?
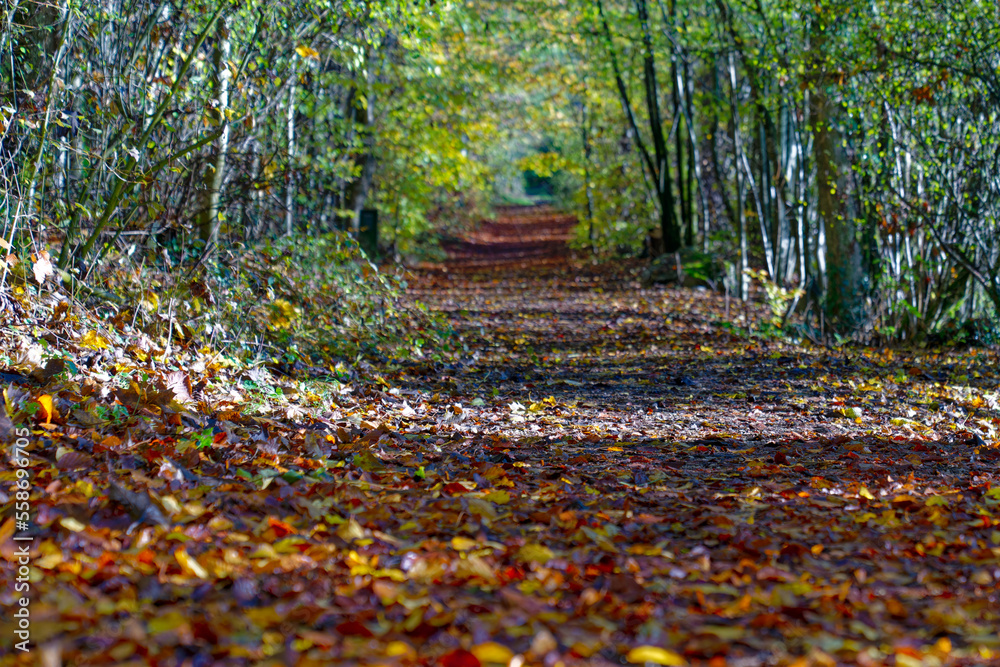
left=414, top=205, right=837, bottom=446
left=400, top=205, right=1000, bottom=665
left=439, top=205, right=577, bottom=268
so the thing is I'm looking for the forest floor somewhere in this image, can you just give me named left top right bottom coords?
left=3, top=206, right=1000, bottom=666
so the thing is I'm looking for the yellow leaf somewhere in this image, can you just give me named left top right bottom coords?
left=37, top=394, right=53, bottom=425
left=109, top=642, right=136, bottom=660
left=386, top=641, right=416, bottom=658
left=295, top=44, right=319, bottom=59
left=466, top=497, right=498, bottom=520
left=148, top=610, right=187, bottom=635
left=482, top=490, right=511, bottom=504
left=455, top=554, right=496, bottom=583
left=626, top=646, right=687, bottom=666
left=268, top=298, right=301, bottom=330
left=970, top=569, right=993, bottom=585
left=337, top=517, right=366, bottom=542
left=859, top=486, right=875, bottom=500
left=700, top=625, right=744, bottom=640
left=451, top=536, right=478, bottom=551
left=472, top=641, right=514, bottom=664
left=516, top=543, right=553, bottom=564
left=35, top=549, right=63, bottom=569
left=249, top=543, right=278, bottom=559
left=79, top=330, right=110, bottom=350
left=570, top=639, right=602, bottom=658
left=0, top=512, right=15, bottom=544
left=274, top=537, right=309, bottom=554
left=175, top=547, right=208, bottom=578
left=895, top=653, right=923, bottom=667
left=140, top=289, right=159, bottom=312
left=60, top=517, right=86, bottom=532
left=160, top=495, right=181, bottom=515
left=3, top=387, right=16, bottom=417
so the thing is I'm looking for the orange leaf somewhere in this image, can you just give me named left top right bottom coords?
left=268, top=516, right=297, bottom=537
left=174, top=547, right=208, bottom=579
left=37, top=394, right=54, bottom=425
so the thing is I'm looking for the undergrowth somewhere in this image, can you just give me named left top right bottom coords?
left=0, top=231, right=449, bottom=386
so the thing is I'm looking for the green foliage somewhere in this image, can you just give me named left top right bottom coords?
left=218, top=233, right=449, bottom=362
left=746, top=268, right=803, bottom=329
left=2, top=0, right=998, bottom=348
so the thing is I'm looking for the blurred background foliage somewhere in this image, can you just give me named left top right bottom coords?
left=1, top=0, right=998, bottom=350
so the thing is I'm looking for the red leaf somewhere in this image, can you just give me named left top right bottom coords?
left=335, top=620, right=373, bottom=637
left=440, top=649, right=481, bottom=667
left=442, top=482, right=467, bottom=495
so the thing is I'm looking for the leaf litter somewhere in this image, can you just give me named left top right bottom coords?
left=2, top=207, right=1000, bottom=666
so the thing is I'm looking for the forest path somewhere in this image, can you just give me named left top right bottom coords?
left=396, top=205, right=1000, bottom=665
left=7, top=209, right=999, bottom=667
left=413, top=204, right=848, bottom=446
left=439, top=204, right=577, bottom=268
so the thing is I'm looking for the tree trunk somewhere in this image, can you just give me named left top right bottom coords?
left=670, top=0, right=689, bottom=247
left=21, top=1, right=72, bottom=225
left=595, top=0, right=679, bottom=255
left=729, top=54, right=749, bottom=301
left=345, top=77, right=375, bottom=236
left=809, top=16, right=863, bottom=331
left=285, top=81, right=296, bottom=236
left=635, top=0, right=679, bottom=252
left=198, top=16, right=231, bottom=247
left=581, top=102, right=596, bottom=253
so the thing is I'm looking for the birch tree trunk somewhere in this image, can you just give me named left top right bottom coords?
left=285, top=81, right=296, bottom=236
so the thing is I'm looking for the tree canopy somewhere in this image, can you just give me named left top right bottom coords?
left=4, top=0, right=998, bottom=341
left=4, top=2, right=1000, bottom=665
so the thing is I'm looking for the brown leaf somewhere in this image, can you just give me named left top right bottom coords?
left=162, top=370, right=193, bottom=404
left=56, top=449, right=93, bottom=470
left=107, top=482, right=169, bottom=528
left=29, top=358, right=65, bottom=383
left=756, top=566, right=796, bottom=582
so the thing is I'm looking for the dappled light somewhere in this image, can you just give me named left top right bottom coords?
left=2, top=0, right=1000, bottom=664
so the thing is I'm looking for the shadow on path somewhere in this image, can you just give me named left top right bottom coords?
left=396, top=204, right=1000, bottom=664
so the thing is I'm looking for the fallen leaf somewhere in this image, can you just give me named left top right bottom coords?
left=32, top=251, right=53, bottom=284
left=626, top=646, right=687, bottom=666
